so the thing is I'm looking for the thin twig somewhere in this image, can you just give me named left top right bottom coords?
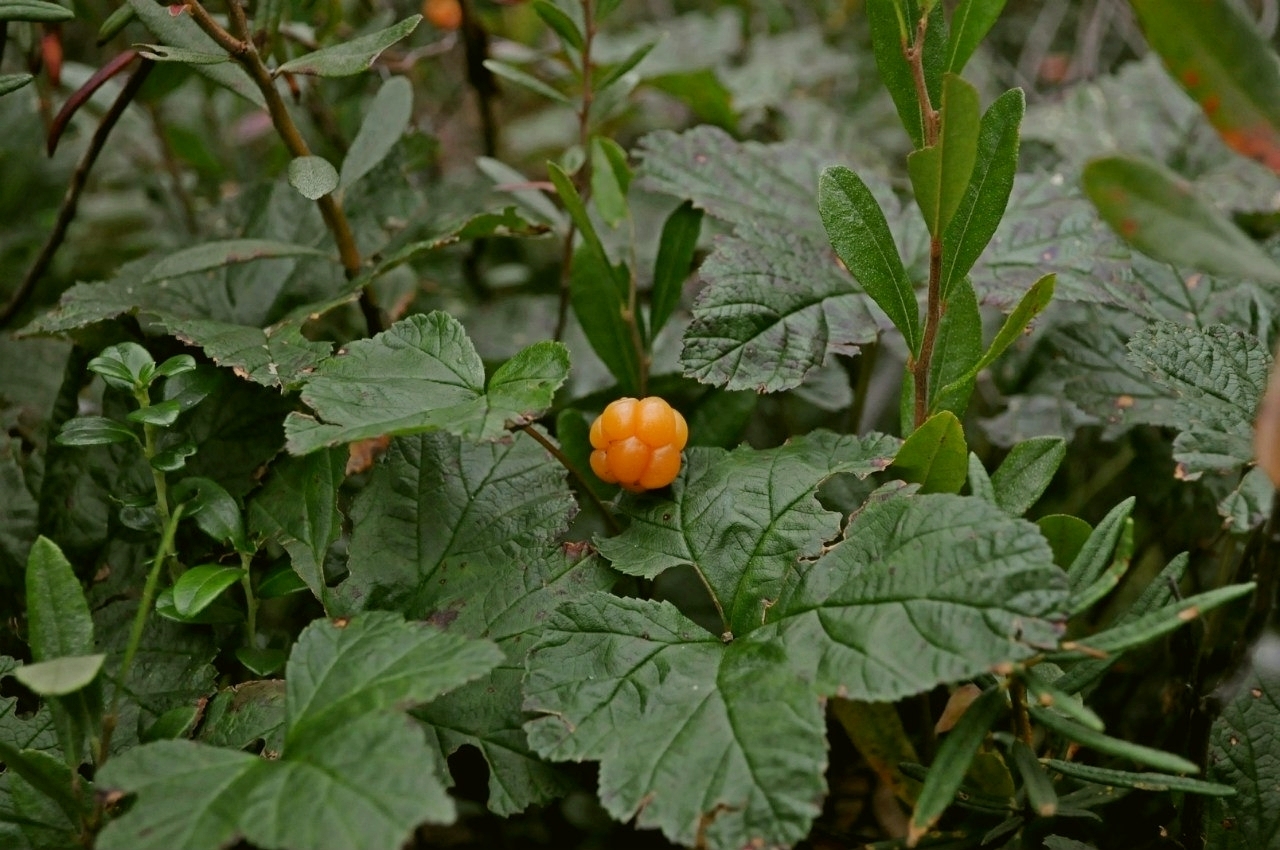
left=184, top=0, right=383, bottom=335
left=554, top=0, right=598, bottom=342
left=517, top=422, right=622, bottom=535
left=0, top=58, right=153, bottom=330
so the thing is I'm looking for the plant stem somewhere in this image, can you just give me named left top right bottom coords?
left=554, top=0, right=598, bottom=342
left=903, top=12, right=943, bottom=429
left=183, top=0, right=382, bottom=335
left=99, top=502, right=185, bottom=762
left=0, top=57, right=153, bottom=330
left=1010, top=676, right=1033, bottom=745
left=239, top=551, right=258, bottom=647
left=517, top=422, right=621, bottom=535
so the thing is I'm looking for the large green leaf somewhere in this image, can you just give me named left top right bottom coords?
left=1083, top=155, right=1280, bottom=286
left=596, top=431, right=899, bottom=637
left=248, top=449, right=346, bottom=604
left=680, top=226, right=879, bottom=391
left=343, top=431, right=615, bottom=813
left=1130, top=0, right=1280, bottom=173
left=284, top=312, right=569, bottom=453
left=97, top=612, right=501, bottom=850
left=1205, top=639, right=1280, bottom=848
left=167, top=319, right=331, bottom=391
left=525, top=492, right=1066, bottom=850
left=0, top=658, right=58, bottom=753
left=1126, top=322, right=1270, bottom=476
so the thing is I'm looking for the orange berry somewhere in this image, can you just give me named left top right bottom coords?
left=587, top=397, right=688, bottom=491
left=423, top=0, right=462, bottom=30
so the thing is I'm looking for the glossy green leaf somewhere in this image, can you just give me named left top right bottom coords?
left=288, top=156, right=339, bottom=201
left=531, top=0, right=583, bottom=51
left=134, top=44, right=229, bottom=64
left=868, top=0, right=947, bottom=149
left=1045, top=759, right=1234, bottom=796
left=173, top=477, right=249, bottom=553
left=590, top=136, right=632, bottom=228
left=172, top=566, right=245, bottom=618
left=274, top=15, right=422, bottom=77
left=154, top=354, right=196, bottom=379
left=909, top=685, right=1006, bottom=842
left=0, top=74, right=34, bottom=97
left=1206, top=641, right=1280, bottom=846
left=143, top=239, right=330, bottom=284
left=569, top=245, right=642, bottom=395
left=1127, top=322, right=1270, bottom=476
left=87, top=341, right=154, bottom=389
left=890, top=410, right=968, bottom=493
left=126, top=400, right=182, bottom=427
left=820, top=165, right=921, bottom=354
left=97, top=612, right=501, bottom=850
left=597, top=431, right=899, bottom=636
left=483, top=59, right=571, bottom=104
left=13, top=655, right=105, bottom=697
left=284, top=312, right=569, bottom=453
left=340, top=76, right=414, bottom=189
left=54, top=417, right=138, bottom=447
left=125, top=0, right=262, bottom=105
left=649, top=201, right=702, bottom=338
left=235, top=648, right=286, bottom=677
left=908, top=73, right=981, bottom=235
left=248, top=448, right=345, bottom=604
left=0, top=0, right=71, bottom=21
left=940, top=87, right=1024, bottom=299
left=1038, top=514, right=1092, bottom=570
left=255, top=562, right=309, bottom=599
left=946, top=0, right=1007, bottom=73
left=939, top=273, right=1055, bottom=399
left=1083, top=155, right=1280, bottom=285
left=989, top=436, right=1066, bottom=516
left=1130, top=0, right=1280, bottom=173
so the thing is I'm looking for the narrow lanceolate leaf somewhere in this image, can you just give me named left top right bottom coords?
left=938, top=272, right=1054, bottom=398
left=0, top=73, right=34, bottom=97
left=0, top=0, right=74, bottom=22
left=909, top=685, right=1007, bottom=842
left=1010, top=739, right=1058, bottom=817
left=596, top=431, right=900, bottom=637
left=989, top=435, right=1066, bottom=517
left=908, top=74, right=982, bottom=235
left=820, top=166, right=921, bottom=354
left=482, top=60, right=572, bottom=105
left=1130, top=0, right=1280, bottom=174
left=143, top=240, right=331, bottom=283
left=25, top=537, right=93, bottom=662
left=1206, top=641, right=1280, bottom=847
left=569, top=245, right=642, bottom=396
left=1127, top=322, right=1271, bottom=476
left=1083, top=155, right=1280, bottom=286
left=889, top=410, right=968, bottom=494
left=343, top=431, right=615, bottom=814
left=925, top=275, right=982, bottom=418
left=97, top=612, right=501, bottom=850
left=649, top=200, right=702, bottom=339
left=1044, top=759, right=1235, bottom=796
left=171, top=566, right=244, bottom=618
left=134, top=44, right=229, bottom=64
left=1029, top=704, right=1201, bottom=774
left=248, top=448, right=346, bottom=603
left=284, top=312, right=570, bottom=453
left=275, top=15, right=422, bottom=77
left=288, top=156, right=339, bottom=201
left=946, top=0, right=1008, bottom=73
left=1066, top=497, right=1135, bottom=596
left=940, top=87, right=1024, bottom=299
left=340, top=76, right=413, bottom=189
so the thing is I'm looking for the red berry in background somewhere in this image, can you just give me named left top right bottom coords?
left=588, top=397, right=689, bottom=492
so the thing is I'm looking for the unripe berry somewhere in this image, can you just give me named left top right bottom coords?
left=588, top=397, right=688, bottom=492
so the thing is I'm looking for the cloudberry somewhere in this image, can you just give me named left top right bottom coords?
left=588, top=397, right=689, bottom=492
